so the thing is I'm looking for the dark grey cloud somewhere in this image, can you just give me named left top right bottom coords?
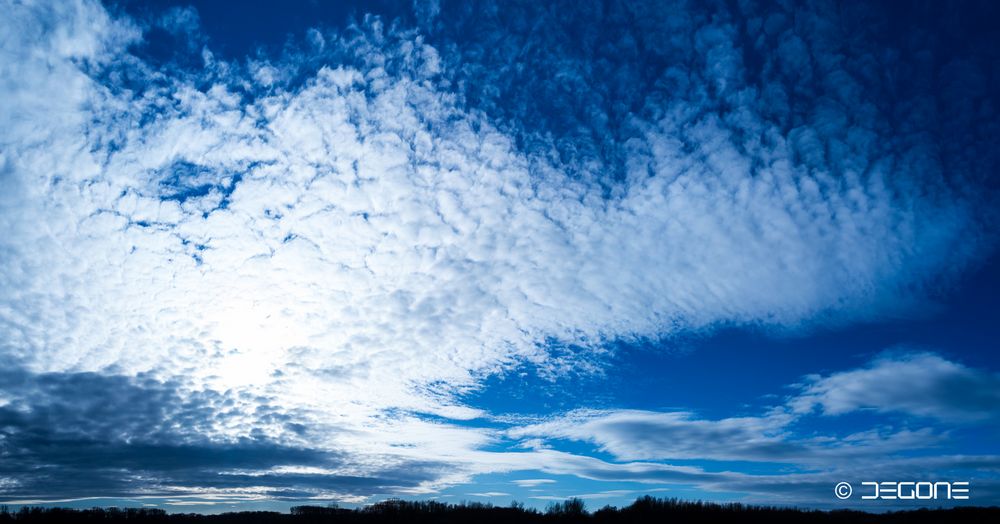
left=0, top=367, right=444, bottom=500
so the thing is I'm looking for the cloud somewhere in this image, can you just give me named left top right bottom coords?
left=450, top=447, right=1000, bottom=508
left=0, top=366, right=447, bottom=500
left=509, top=410, right=794, bottom=462
left=1, top=0, right=998, bottom=505
left=506, top=407, right=939, bottom=466
left=507, top=352, right=1000, bottom=461
left=513, top=479, right=556, bottom=488
left=789, top=352, right=1000, bottom=422
left=2, top=355, right=999, bottom=506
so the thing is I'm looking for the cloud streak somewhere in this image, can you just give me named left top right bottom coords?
left=506, top=351, right=1000, bottom=466
left=789, top=352, right=1000, bottom=422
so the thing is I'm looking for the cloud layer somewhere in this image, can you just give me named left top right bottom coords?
left=1, top=0, right=998, bottom=507
left=510, top=350, right=1000, bottom=465
left=790, top=352, right=1000, bottom=422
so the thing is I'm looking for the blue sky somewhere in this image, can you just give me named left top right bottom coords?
left=1, top=0, right=999, bottom=514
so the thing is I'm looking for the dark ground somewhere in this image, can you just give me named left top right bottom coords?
left=2, top=497, right=999, bottom=523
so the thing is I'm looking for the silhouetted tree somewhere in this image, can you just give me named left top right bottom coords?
left=546, top=497, right=587, bottom=517
left=0, top=498, right=997, bottom=524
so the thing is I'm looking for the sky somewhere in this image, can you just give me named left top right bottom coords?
left=1, top=0, right=999, bottom=514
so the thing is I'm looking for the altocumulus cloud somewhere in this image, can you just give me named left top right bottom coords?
left=1, top=0, right=998, bottom=504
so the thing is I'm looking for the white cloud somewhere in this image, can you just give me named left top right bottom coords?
left=789, top=352, right=1000, bottom=422
left=513, top=479, right=556, bottom=488
left=0, top=0, right=996, bottom=504
left=506, top=408, right=941, bottom=466
left=467, top=492, right=509, bottom=497
left=506, top=352, right=1000, bottom=466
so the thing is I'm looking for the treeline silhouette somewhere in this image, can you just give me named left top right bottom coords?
left=1, top=496, right=998, bottom=524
